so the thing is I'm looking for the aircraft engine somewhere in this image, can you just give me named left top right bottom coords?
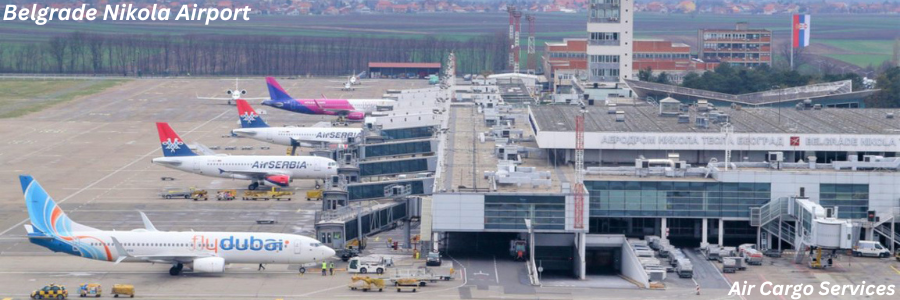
left=347, top=111, right=365, bottom=121
left=192, top=257, right=225, bottom=273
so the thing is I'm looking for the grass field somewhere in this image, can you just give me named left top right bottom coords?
left=0, top=80, right=126, bottom=118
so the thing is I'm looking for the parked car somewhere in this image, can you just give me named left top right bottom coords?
left=853, top=240, right=891, bottom=258
left=426, top=252, right=442, bottom=266
left=31, top=284, right=68, bottom=299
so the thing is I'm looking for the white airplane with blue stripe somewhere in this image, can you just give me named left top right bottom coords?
left=151, top=122, right=337, bottom=190
left=230, top=99, right=362, bottom=148
left=20, top=175, right=334, bottom=276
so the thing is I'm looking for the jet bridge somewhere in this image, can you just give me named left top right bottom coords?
left=315, top=199, right=420, bottom=251
left=752, top=196, right=858, bottom=265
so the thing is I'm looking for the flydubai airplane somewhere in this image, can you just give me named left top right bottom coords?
left=20, top=175, right=335, bottom=276
left=260, top=77, right=395, bottom=121
left=151, top=122, right=337, bottom=190
left=231, top=99, right=362, bottom=148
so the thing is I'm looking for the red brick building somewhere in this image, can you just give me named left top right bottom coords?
left=544, top=39, right=717, bottom=88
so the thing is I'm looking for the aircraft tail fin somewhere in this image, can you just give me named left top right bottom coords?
left=156, top=122, right=197, bottom=157
left=265, top=77, right=293, bottom=101
left=20, top=175, right=99, bottom=239
left=236, top=100, right=269, bottom=128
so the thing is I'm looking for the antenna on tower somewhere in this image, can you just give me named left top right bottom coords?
left=526, top=14, right=536, bottom=74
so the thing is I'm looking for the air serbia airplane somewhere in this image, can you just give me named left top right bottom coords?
left=260, top=77, right=395, bottom=121
left=151, top=122, right=337, bottom=190
left=231, top=99, right=362, bottom=148
left=20, top=175, right=335, bottom=276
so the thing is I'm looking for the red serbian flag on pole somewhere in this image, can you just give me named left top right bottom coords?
left=792, top=14, right=811, bottom=48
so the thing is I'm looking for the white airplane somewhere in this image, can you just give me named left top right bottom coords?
left=329, top=71, right=377, bottom=87
left=196, top=78, right=268, bottom=105
left=330, top=81, right=368, bottom=91
left=151, top=122, right=337, bottom=190
left=20, top=175, right=335, bottom=276
left=231, top=100, right=362, bottom=149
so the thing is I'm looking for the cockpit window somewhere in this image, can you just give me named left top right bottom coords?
left=328, top=162, right=336, bottom=167
left=310, top=243, right=323, bottom=247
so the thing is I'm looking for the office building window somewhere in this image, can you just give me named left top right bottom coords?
left=819, top=184, right=868, bottom=219
left=585, top=181, right=771, bottom=218
left=484, top=195, right=566, bottom=230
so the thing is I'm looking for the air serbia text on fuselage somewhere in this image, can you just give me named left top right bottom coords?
left=250, top=161, right=309, bottom=169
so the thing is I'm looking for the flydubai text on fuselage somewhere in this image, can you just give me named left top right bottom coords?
left=260, top=76, right=394, bottom=120
left=20, top=175, right=334, bottom=276
left=151, top=122, right=337, bottom=190
left=231, top=99, right=362, bottom=147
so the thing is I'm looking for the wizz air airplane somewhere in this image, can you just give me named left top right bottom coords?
left=20, top=175, right=335, bottom=276
left=260, top=77, right=395, bottom=121
left=231, top=100, right=362, bottom=148
left=151, top=122, right=337, bottom=190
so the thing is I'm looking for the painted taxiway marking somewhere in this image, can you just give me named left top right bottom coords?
left=890, top=265, right=900, bottom=275
left=0, top=109, right=230, bottom=237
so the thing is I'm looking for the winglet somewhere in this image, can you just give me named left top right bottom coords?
left=110, top=237, right=129, bottom=264
left=138, top=211, right=158, bottom=232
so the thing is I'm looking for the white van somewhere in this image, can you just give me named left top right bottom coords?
left=853, top=240, right=891, bottom=258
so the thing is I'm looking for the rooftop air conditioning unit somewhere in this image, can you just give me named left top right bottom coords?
left=768, top=151, right=784, bottom=162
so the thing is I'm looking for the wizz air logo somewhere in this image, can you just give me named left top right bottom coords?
left=162, top=138, right=184, bottom=153
left=240, top=112, right=258, bottom=123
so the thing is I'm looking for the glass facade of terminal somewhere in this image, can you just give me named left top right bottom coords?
left=348, top=180, right=425, bottom=200
left=819, top=184, right=869, bottom=219
left=381, top=127, right=433, bottom=140
left=364, top=140, right=432, bottom=158
left=585, top=181, right=771, bottom=218
left=359, top=158, right=429, bottom=177
left=484, top=195, right=566, bottom=230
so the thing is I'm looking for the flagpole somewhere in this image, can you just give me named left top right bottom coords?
left=790, top=15, right=794, bottom=71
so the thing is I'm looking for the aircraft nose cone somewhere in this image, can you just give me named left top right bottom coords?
left=260, top=100, right=272, bottom=106
left=325, top=246, right=336, bottom=258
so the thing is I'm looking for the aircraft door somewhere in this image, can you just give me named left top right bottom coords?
left=193, top=160, right=202, bottom=174
left=294, top=240, right=302, bottom=254
left=314, top=161, right=322, bottom=171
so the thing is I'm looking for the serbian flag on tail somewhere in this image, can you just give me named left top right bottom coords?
left=792, top=14, right=810, bottom=48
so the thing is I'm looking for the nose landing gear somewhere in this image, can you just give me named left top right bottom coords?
left=249, top=181, right=260, bottom=190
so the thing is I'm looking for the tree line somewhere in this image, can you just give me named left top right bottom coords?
left=0, top=32, right=510, bottom=76
left=639, top=63, right=900, bottom=108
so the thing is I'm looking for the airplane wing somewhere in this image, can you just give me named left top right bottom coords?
left=196, top=96, right=268, bottom=100
left=111, top=237, right=211, bottom=264
left=216, top=169, right=290, bottom=179
left=196, top=96, right=232, bottom=100
left=321, top=108, right=352, bottom=115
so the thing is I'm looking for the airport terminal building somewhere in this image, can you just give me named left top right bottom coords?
left=426, top=100, right=900, bottom=282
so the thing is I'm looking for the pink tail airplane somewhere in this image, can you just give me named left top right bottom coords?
left=260, top=77, right=395, bottom=121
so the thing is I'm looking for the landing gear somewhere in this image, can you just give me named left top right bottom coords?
left=169, top=263, right=183, bottom=276
left=299, top=266, right=306, bottom=274
left=249, top=182, right=259, bottom=190
left=315, top=181, right=321, bottom=190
